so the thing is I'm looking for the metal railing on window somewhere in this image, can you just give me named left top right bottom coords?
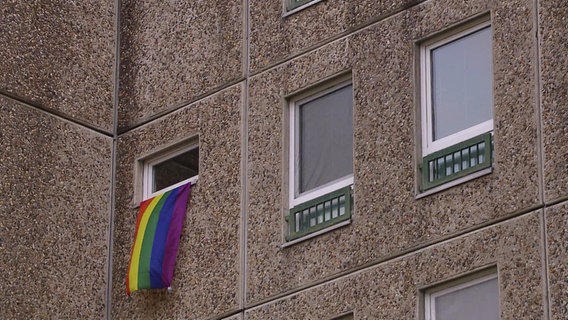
left=287, top=186, right=352, bottom=241
left=422, top=132, right=492, bottom=190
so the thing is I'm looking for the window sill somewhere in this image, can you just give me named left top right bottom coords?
left=415, top=167, right=492, bottom=199
left=281, top=219, right=351, bottom=248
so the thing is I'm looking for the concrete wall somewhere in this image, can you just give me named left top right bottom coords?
left=118, top=0, right=244, bottom=130
left=1, top=0, right=566, bottom=319
left=539, top=0, right=568, bottom=203
left=539, top=2, right=568, bottom=319
left=112, top=85, right=243, bottom=319
left=245, top=212, right=544, bottom=319
left=0, top=96, right=112, bottom=318
left=0, top=0, right=116, bottom=132
left=0, top=1, right=115, bottom=318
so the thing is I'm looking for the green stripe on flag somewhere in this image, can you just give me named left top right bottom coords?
left=138, top=191, right=170, bottom=289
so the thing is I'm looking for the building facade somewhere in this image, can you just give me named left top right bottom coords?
left=1, top=0, right=566, bottom=319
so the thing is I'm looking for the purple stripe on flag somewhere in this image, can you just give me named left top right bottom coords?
left=149, top=187, right=179, bottom=288
left=161, top=183, right=191, bottom=287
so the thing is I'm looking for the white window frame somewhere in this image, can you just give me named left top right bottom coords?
left=142, top=143, right=199, bottom=200
left=424, top=272, right=498, bottom=320
left=288, top=78, right=354, bottom=209
left=420, top=20, right=493, bottom=156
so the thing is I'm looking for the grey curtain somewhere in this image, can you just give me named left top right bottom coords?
left=434, top=277, right=499, bottom=320
left=299, top=84, right=353, bottom=194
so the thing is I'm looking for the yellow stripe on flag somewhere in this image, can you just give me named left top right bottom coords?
left=128, top=194, right=164, bottom=293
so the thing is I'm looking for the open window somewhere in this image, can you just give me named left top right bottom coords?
left=287, top=76, right=353, bottom=241
left=142, top=142, right=199, bottom=200
left=423, top=271, right=499, bottom=320
left=419, top=20, right=494, bottom=191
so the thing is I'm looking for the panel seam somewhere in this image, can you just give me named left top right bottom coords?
left=105, top=0, right=121, bottom=318
left=533, top=0, right=551, bottom=319
left=241, top=0, right=251, bottom=316
left=0, top=90, right=113, bottom=137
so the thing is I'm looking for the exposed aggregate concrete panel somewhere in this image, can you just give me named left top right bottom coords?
left=118, top=0, right=244, bottom=130
left=0, top=1, right=115, bottom=132
left=546, top=202, right=568, bottom=320
left=0, top=96, right=112, bottom=319
left=538, top=0, right=568, bottom=203
left=247, top=0, right=541, bottom=304
left=249, top=0, right=424, bottom=73
left=245, top=212, right=545, bottom=319
left=222, top=313, right=243, bottom=320
left=112, top=85, right=242, bottom=319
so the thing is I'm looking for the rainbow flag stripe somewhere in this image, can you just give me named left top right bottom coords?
left=126, top=183, right=191, bottom=295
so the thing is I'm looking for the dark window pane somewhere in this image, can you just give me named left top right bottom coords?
left=153, top=148, right=199, bottom=192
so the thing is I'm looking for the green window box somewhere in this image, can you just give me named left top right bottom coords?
left=287, top=186, right=352, bottom=241
left=422, top=132, right=492, bottom=191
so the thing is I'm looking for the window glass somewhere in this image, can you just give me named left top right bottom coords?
left=430, top=26, right=493, bottom=141
left=428, top=275, right=499, bottom=320
left=332, top=313, right=353, bottom=320
left=298, top=84, right=353, bottom=194
left=151, top=147, right=199, bottom=193
left=287, top=0, right=317, bottom=11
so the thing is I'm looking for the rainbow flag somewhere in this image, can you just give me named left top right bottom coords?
left=126, top=183, right=191, bottom=295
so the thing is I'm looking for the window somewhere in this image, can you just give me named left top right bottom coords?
left=331, top=313, right=353, bottom=320
left=143, top=142, right=199, bottom=200
left=420, top=21, right=494, bottom=191
left=285, top=0, right=321, bottom=13
left=287, top=77, right=353, bottom=241
left=424, top=272, right=499, bottom=320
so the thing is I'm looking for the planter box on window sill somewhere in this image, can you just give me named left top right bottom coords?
left=421, top=132, right=493, bottom=191
left=286, top=185, right=352, bottom=241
